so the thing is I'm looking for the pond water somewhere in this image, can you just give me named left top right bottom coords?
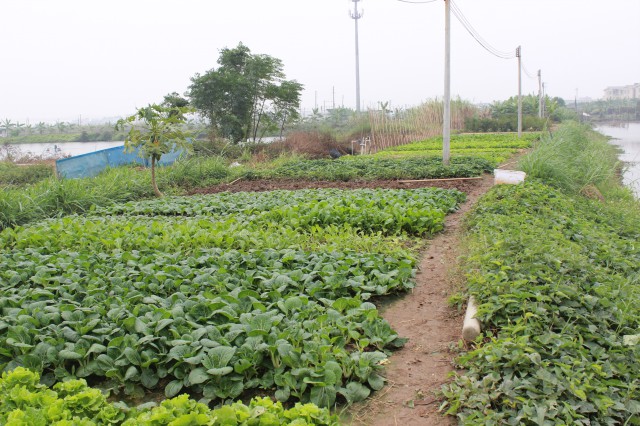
left=597, top=122, right=640, bottom=198
left=0, top=141, right=123, bottom=160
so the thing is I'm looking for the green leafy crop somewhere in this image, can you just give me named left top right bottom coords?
left=0, top=187, right=464, bottom=407
left=0, top=367, right=339, bottom=425
left=443, top=181, right=640, bottom=424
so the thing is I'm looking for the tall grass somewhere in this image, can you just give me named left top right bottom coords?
left=0, top=155, right=261, bottom=230
left=0, top=167, right=154, bottom=230
left=0, top=162, right=54, bottom=187
left=163, top=156, right=237, bottom=188
left=519, top=122, right=621, bottom=195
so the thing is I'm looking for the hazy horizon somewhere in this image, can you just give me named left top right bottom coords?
left=1, top=0, right=638, bottom=124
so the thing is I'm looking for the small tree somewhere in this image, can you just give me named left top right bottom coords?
left=116, top=104, right=193, bottom=197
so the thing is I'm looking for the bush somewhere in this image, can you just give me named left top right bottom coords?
left=258, top=131, right=350, bottom=159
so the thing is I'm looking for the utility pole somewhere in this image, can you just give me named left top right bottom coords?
left=575, top=88, right=579, bottom=121
left=332, top=86, right=336, bottom=109
left=537, top=70, right=542, bottom=118
left=350, top=0, right=363, bottom=113
left=516, top=46, right=522, bottom=138
left=442, top=0, right=451, bottom=165
left=542, top=82, right=546, bottom=117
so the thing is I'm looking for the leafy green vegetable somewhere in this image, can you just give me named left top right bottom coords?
left=0, top=186, right=464, bottom=406
left=0, top=367, right=339, bottom=425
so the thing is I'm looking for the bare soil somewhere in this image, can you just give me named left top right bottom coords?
left=188, top=177, right=485, bottom=195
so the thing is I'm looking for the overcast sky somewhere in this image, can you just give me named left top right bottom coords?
left=1, top=0, right=639, bottom=123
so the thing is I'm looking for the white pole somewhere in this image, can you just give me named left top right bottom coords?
left=517, top=46, right=522, bottom=138
left=538, top=70, right=542, bottom=119
left=351, top=0, right=362, bottom=113
left=443, top=0, right=451, bottom=165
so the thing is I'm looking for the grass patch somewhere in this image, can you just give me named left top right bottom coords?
left=0, top=162, right=54, bottom=187
left=519, top=122, right=621, bottom=195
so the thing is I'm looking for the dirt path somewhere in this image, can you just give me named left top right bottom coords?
left=344, top=173, right=494, bottom=426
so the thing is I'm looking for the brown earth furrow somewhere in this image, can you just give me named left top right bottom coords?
left=346, top=173, right=494, bottom=426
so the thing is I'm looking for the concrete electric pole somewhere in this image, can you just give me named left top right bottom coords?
left=516, top=46, right=522, bottom=138
left=538, top=69, right=543, bottom=119
left=350, top=0, right=363, bottom=113
left=443, top=0, right=451, bottom=165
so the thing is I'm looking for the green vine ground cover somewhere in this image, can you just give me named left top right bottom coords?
left=0, top=187, right=465, bottom=419
left=443, top=181, right=640, bottom=425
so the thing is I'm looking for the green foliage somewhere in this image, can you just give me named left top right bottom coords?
left=0, top=162, right=53, bottom=187
left=0, top=187, right=464, bottom=407
left=0, top=368, right=339, bottom=425
left=1, top=133, right=81, bottom=143
left=443, top=123, right=640, bottom=424
left=580, top=98, right=640, bottom=122
left=385, top=133, right=538, bottom=152
left=0, top=152, right=479, bottom=231
left=519, top=122, right=620, bottom=194
left=188, top=43, right=303, bottom=143
left=116, top=104, right=194, bottom=197
left=95, top=187, right=465, bottom=235
left=261, top=156, right=493, bottom=181
left=464, top=115, right=546, bottom=132
left=0, top=166, right=156, bottom=231
left=443, top=181, right=640, bottom=424
left=375, top=132, right=539, bottom=165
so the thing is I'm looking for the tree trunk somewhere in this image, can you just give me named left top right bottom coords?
left=151, top=156, right=163, bottom=197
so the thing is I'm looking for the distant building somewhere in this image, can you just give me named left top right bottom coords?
left=603, top=83, right=640, bottom=100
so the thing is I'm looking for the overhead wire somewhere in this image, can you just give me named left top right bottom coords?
left=396, top=0, right=541, bottom=84
left=520, top=61, right=537, bottom=80
left=449, top=0, right=516, bottom=60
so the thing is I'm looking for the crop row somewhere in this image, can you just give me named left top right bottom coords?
left=91, top=187, right=465, bottom=235
left=0, top=187, right=465, bottom=407
left=385, top=133, right=538, bottom=152
left=1, top=246, right=411, bottom=405
left=443, top=182, right=640, bottom=424
left=1, top=367, right=339, bottom=425
left=260, top=156, right=493, bottom=181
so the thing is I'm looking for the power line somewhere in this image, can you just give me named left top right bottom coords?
left=450, top=0, right=516, bottom=60
left=521, top=60, right=537, bottom=80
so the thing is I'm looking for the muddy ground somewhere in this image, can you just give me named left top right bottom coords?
left=188, top=177, right=485, bottom=195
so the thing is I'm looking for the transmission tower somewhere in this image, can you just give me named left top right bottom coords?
left=350, top=0, right=363, bottom=112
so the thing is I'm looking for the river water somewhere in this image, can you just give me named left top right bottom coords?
left=0, top=141, right=123, bottom=160
left=597, top=123, right=640, bottom=198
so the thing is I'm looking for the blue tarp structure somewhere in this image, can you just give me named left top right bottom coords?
left=56, top=145, right=184, bottom=179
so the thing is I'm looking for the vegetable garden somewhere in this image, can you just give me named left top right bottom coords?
left=0, top=186, right=466, bottom=423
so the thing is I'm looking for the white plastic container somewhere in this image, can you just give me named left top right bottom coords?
left=494, top=169, right=526, bottom=185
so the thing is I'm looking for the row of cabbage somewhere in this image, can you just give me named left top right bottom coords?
left=374, top=133, right=540, bottom=164
left=0, top=187, right=465, bottom=410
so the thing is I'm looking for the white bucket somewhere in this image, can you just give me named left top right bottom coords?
left=494, top=169, right=526, bottom=185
